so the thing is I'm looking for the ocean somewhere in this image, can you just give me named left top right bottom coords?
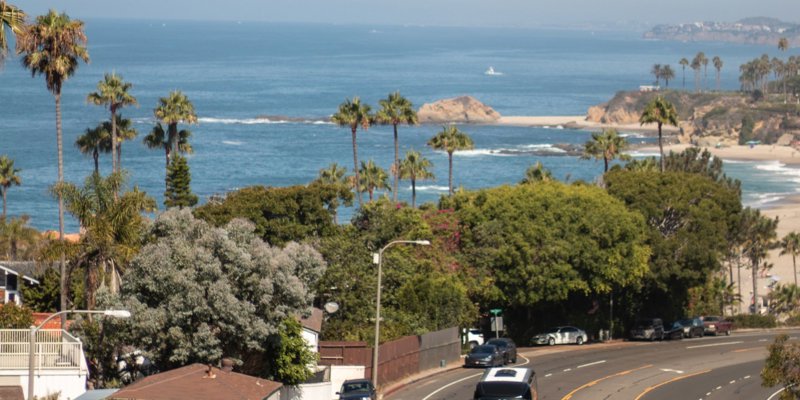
left=1, top=19, right=797, bottom=231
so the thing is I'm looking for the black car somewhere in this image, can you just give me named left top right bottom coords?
left=678, top=317, right=705, bottom=338
left=630, top=318, right=664, bottom=341
left=465, top=344, right=505, bottom=368
left=337, top=379, right=376, bottom=400
left=663, top=321, right=684, bottom=340
left=486, top=338, right=518, bottom=364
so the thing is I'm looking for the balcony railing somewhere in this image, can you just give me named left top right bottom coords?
left=0, top=329, right=86, bottom=372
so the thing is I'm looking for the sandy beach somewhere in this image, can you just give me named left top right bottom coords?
left=644, top=143, right=800, bottom=166
left=497, top=115, right=681, bottom=133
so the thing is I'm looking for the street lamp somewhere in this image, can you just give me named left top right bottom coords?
left=372, top=239, right=430, bottom=388
left=28, top=309, right=131, bottom=400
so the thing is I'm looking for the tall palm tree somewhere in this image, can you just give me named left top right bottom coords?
left=740, top=207, right=778, bottom=314
left=691, top=53, right=703, bottom=92
left=581, top=128, right=631, bottom=173
left=701, top=54, right=709, bottom=90
left=358, top=160, right=390, bottom=202
left=769, top=284, right=800, bottom=315
left=0, top=1, right=24, bottom=66
left=397, top=150, right=434, bottom=208
left=779, top=37, right=789, bottom=53
left=316, top=163, right=350, bottom=224
left=427, top=125, right=474, bottom=195
left=143, top=122, right=193, bottom=182
left=331, top=97, right=372, bottom=207
left=660, top=65, right=675, bottom=87
left=712, top=56, right=723, bottom=91
left=679, top=58, right=689, bottom=90
left=75, top=124, right=111, bottom=174
left=640, top=96, right=678, bottom=173
left=780, top=231, right=800, bottom=286
left=520, top=161, right=553, bottom=184
left=87, top=72, right=137, bottom=173
left=108, top=115, right=137, bottom=169
left=153, top=90, right=196, bottom=159
left=651, top=63, right=662, bottom=86
left=0, top=156, right=21, bottom=219
left=375, top=92, right=417, bottom=203
left=51, top=172, right=156, bottom=309
left=0, top=215, right=38, bottom=261
left=16, top=9, right=89, bottom=317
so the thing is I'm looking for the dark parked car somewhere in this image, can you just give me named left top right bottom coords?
left=701, top=316, right=733, bottom=336
left=678, top=318, right=705, bottom=338
left=486, top=338, right=518, bottom=364
left=630, top=318, right=664, bottom=341
left=337, top=379, right=376, bottom=400
left=465, top=345, right=505, bottom=368
left=662, top=321, right=684, bottom=340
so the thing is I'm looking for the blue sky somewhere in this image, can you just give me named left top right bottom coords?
left=12, top=0, right=800, bottom=27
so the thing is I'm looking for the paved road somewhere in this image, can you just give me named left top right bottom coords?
left=386, top=330, right=798, bottom=400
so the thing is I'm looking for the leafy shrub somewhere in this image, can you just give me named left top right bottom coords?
left=0, top=303, right=34, bottom=328
left=783, top=314, right=800, bottom=327
left=730, top=314, right=777, bottom=329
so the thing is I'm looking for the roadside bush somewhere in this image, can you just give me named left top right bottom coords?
left=730, top=314, right=777, bottom=329
left=783, top=314, right=800, bottom=327
left=0, top=303, right=34, bottom=328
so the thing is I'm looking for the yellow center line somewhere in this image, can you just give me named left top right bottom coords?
left=561, top=364, right=653, bottom=400
left=732, top=347, right=764, bottom=353
left=633, top=369, right=712, bottom=400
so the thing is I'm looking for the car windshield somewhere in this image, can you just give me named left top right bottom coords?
left=544, top=327, right=559, bottom=333
left=704, top=316, right=719, bottom=322
left=670, top=322, right=682, bottom=329
left=472, top=345, right=497, bottom=354
left=487, top=340, right=508, bottom=348
left=678, top=319, right=693, bottom=325
left=342, top=382, right=371, bottom=393
left=635, top=320, right=654, bottom=328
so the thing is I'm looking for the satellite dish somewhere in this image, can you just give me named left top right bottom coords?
left=324, top=302, right=339, bottom=314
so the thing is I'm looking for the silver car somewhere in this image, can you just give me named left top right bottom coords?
left=532, top=326, right=588, bottom=346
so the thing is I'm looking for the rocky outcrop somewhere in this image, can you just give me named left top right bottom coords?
left=417, top=96, right=501, bottom=124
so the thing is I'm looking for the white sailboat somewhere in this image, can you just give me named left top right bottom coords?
left=485, top=66, right=503, bottom=76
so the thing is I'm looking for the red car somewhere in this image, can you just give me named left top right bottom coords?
left=701, top=316, right=732, bottom=336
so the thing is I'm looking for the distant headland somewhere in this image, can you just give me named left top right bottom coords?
left=644, top=17, right=800, bottom=46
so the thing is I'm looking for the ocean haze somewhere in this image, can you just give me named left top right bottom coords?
left=10, top=0, right=800, bottom=28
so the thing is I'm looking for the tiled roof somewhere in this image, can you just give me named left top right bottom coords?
left=109, top=363, right=282, bottom=400
left=299, top=307, right=323, bottom=333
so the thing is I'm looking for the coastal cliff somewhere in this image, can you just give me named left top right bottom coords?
left=644, top=17, right=800, bottom=46
left=587, top=90, right=800, bottom=146
left=417, top=96, right=501, bottom=124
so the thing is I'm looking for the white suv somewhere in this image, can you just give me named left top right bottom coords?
left=464, top=328, right=485, bottom=349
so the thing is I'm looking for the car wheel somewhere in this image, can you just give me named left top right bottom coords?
left=576, top=336, right=584, bottom=345
left=468, top=341, right=478, bottom=350
left=512, top=357, right=517, bottom=363
left=548, top=337, right=555, bottom=346
left=725, top=329, right=731, bottom=336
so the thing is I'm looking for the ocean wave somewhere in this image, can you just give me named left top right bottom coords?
left=626, top=151, right=660, bottom=158
left=754, top=161, right=800, bottom=182
left=199, top=117, right=333, bottom=125
left=454, top=149, right=515, bottom=157
left=453, top=144, right=568, bottom=157
left=619, top=132, right=644, bottom=138
left=413, top=185, right=450, bottom=192
left=744, top=192, right=786, bottom=208
left=222, top=140, right=243, bottom=146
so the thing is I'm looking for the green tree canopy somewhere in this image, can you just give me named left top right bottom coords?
left=762, top=334, right=800, bottom=399
left=121, top=209, right=326, bottom=371
left=164, top=154, right=198, bottom=209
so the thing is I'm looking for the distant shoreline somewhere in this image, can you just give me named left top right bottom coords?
left=492, top=115, right=680, bottom=134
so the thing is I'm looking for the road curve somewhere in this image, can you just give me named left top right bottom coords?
left=386, top=330, right=799, bottom=400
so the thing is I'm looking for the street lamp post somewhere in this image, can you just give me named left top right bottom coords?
left=28, top=309, right=131, bottom=400
left=372, top=240, right=429, bottom=388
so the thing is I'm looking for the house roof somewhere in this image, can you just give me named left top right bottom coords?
left=299, top=307, right=323, bottom=333
left=0, top=263, right=39, bottom=284
left=109, top=363, right=282, bottom=400
left=0, top=386, right=24, bottom=400
left=74, top=389, right=119, bottom=400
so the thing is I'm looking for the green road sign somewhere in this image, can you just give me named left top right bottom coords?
left=490, top=308, right=502, bottom=315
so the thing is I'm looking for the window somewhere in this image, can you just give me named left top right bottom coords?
left=6, top=274, right=17, bottom=291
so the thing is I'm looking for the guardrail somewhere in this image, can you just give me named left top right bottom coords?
left=0, top=329, right=85, bottom=371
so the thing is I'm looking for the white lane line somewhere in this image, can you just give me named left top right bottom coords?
left=744, top=375, right=751, bottom=379
left=661, top=368, right=685, bottom=374
left=421, top=373, right=482, bottom=400
left=686, top=341, right=743, bottom=349
left=577, top=360, right=606, bottom=369
left=729, top=380, right=736, bottom=384
left=545, top=373, right=552, bottom=378
left=716, top=386, right=722, bottom=390
left=563, top=368, right=572, bottom=372
left=759, top=339, right=768, bottom=342
left=767, top=387, right=786, bottom=400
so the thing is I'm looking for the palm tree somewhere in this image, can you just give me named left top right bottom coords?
left=107, top=115, right=137, bottom=169
left=520, top=161, right=553, bottom=184
left=427, top=125, right=474, bottom=195
left=75, top=124, right=111, bottom=174
left=0, top=1, right=24, bottom=66
left=0, top=156, right=21, bottom=219
left=148, top=92, right=196, bottom=188
left=581, top=128, right=631, bottom=173
left=331, top=97, right=372, bottom=207
left=779, top=37, right=789, bottom=53
left=0, top=215, right=38, bottom=261
left=651, top=63, right=662, bottom=86
left=375, top=92, right=417, bottom=203
left=144, top=123, right=192, bottom=182
left=712, top=56, right=723, bottom=91
left=16, top=9, right=89, bottom=317
left=51, top=172, right=156, bottom=309
left=316, top=163, right=350, bottom=224
left=769, top=284, right=800, bottom=316
left=780, top=231, right=800, bottom=286
left=701, top=54, right=709, bottom=90
left=397, top=150, right=434, bottom=208
left=639, top=96, right=679, bottom=172
left=740, top=207, right=778, bottom=314
left=87, top=72, right=137, bottom=173
left=691, top=53, right=703, bottom=91
left=624, top=157, right=659, bottom=172
left=679, top=58, right=689, bottom=90
left=660, top=65, right=675, bottom=87
left=358, top=160, right=390, bottom=202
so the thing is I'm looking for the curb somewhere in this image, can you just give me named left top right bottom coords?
left=380, top=359, right=465, bottom=398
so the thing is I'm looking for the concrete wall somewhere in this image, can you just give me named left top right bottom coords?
left=280, top=382, right=331, bottom=400
left=330, top=365, right=365, bottom=399
left=1, top=369, right=87, bottom=400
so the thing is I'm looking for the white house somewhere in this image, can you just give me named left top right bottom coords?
left=299, top=307, right=323, bottom=353
left=0, top=264, right=39, bottom=305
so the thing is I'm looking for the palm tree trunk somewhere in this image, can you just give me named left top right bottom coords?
left=448, top=152, right=454, bottom=195
left=752, top=258, right=759, bottom=314
left=351, top=127, right=363, bottom=207
left=682, top=68, right=685, bottom=90
left=1, top=188, right=6, bottom=220
left=111, top=108, right=117, bottom=173
left=737, top=262, right=742, bottom=312
left=603, top=156, right=609, bottom=173
left=411, top=178, right=417, bottom=208
left=393, top=123, right=399, bottom=203
left=93, top=148, right=99, bottom=174
left=164, top=147, right=171, bottom=191
left=658, top=123, right=665, bottom=173
left=56, top=92, right=67, bottom=327
left=793, top=254, right=797, bottom=287
left=117, top=145, right=123, bottom=170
